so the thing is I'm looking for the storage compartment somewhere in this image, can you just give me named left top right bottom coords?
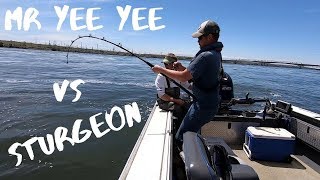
left=243, top=127, right=295, bottom=162
left=290, top=117, right=320, bottom=151
left=201, top=121, right=260, bottom=145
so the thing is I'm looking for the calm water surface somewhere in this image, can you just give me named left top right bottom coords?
left=0, top=48, right=319, bottom=180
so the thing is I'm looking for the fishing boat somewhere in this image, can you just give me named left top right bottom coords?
left=63, top=35, right=319, bottom=180
left=119, top=91, right=320, bottom=180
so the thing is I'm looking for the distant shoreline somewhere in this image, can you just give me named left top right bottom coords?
left=0, top=40, right=319, bottom=70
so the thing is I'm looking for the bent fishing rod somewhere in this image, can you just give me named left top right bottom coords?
left=66, top=35, right=196, bottom=100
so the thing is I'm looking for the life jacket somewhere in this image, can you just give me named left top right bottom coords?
left=192, top=43, right=234, bottom=102
left=157, top=77, right=180, bottom=111
left=192, top=43, right=223, bottom=93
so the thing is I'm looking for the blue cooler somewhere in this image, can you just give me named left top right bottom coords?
left=243, top=126, right=295, bottom=162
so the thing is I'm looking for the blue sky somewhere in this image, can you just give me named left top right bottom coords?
left=0, top=0, right=319, bottom=64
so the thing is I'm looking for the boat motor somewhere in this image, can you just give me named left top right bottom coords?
left=220, top=72, right=234, bottom=103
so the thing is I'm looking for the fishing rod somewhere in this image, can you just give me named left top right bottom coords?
left=66, top=35, right=196, bottom=100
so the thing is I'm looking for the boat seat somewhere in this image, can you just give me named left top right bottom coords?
left=203, top=137, right=237, bottom=157
left=182, top=132, right=259, bottom=180
left=203, top=137, right=248, bottom=165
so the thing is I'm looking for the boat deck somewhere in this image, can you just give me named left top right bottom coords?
left=232, top=144, right=320, bottom=180
left=120, top=103, right=320, bottom=180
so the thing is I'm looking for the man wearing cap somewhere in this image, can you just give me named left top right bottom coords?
left=152, top=20, right=223, bottom=141
left=155, top=53, right=190, bottom=112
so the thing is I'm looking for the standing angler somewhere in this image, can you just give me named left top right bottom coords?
left=152, top=20, right=223, bottom=141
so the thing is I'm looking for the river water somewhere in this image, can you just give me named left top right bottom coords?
left=0, top=47, right=319, bottom=180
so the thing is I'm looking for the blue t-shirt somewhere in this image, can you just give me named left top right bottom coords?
left=187, top=42, right=223, bottom=109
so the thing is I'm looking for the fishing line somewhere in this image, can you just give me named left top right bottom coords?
left=66, top=35, right=196, bottom=100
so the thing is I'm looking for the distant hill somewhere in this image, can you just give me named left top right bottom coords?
left=0, top=40, right=318, bottom=70
left=0, top=40, right=192, bottom=60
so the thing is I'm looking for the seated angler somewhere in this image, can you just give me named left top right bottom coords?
left=155, top=53, right=191, bottom=124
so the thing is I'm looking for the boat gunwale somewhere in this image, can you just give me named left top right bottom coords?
left=119, top=103, right=158, bottom=179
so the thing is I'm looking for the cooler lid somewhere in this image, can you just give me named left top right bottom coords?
left=247, top=127, right=295, bottom=140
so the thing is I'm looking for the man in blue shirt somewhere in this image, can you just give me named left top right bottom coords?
left=152, top=20, right=223, bottom=141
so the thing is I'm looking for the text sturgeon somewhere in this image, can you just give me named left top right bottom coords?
left=8, top=79, right=142, bottom=166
